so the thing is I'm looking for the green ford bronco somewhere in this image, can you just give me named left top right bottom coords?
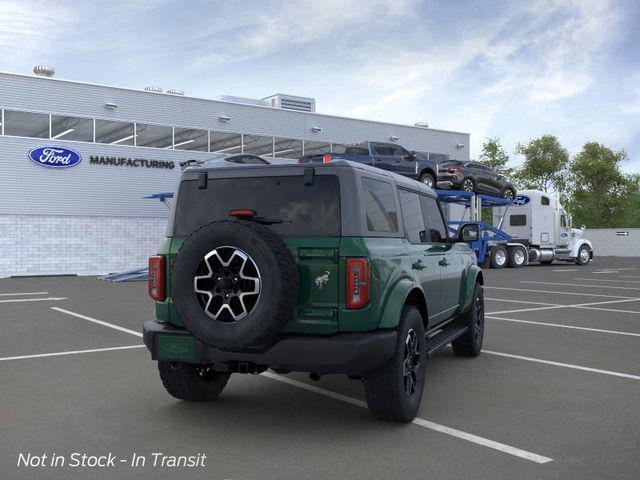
left=144, top=159, right=484, bottom=422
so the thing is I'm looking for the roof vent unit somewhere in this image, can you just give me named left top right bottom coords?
left=144, top=85, right=163, bottom=93
left=218, top=95, right=270, bottom=107
left=167, top=88, right=185, bottom=96
left=33, top=65, right=55, bottom=77
left=262, top=94, right=316, bottom=112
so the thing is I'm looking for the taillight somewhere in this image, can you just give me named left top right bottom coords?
left=449, top=166, right=462, bottom=173
left=322, top=153, right=332, bottom=163
left=346, top=258, right=370, bottom=309
left=149, top=255, right=166, bottom=301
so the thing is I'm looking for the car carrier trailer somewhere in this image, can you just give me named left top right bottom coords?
left=436, top=189, right=593, bottom=268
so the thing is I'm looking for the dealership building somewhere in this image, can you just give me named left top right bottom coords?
left=0, top=68, right=470, bottom=278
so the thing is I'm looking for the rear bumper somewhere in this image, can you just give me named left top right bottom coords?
left=143, top=320, right=397, bottom=375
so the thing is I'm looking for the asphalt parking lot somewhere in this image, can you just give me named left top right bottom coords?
left=2, top=258, right=640, bottom=480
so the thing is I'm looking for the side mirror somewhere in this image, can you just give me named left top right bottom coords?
left=405, top=150, right=416, bottom=161
left=458, top=223, right=479, bottom=242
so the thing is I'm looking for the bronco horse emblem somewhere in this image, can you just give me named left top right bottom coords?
left=315, top=271, right=330, bottom=290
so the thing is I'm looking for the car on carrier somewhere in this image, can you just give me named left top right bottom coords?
left=144, top=158, right=485, bottom=422
left=437, top=160, right=517, bottom=200
left=299, top=141, right=439, bottom=188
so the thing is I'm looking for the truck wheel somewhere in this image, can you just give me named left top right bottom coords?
left=419, top=173, right=435, bottom=189
left=452, top=282, right=484, bottom=357
left=171, top=220, right=299, bottom=348
left=489, top=245, right=507, bottom=269
left=576, top=245, right=591, bottom=265
left=363, top=306, right=426, bottom=423
left=158, top=361, right=231, bottom=402
left=507, top=246, right=526, bottom=268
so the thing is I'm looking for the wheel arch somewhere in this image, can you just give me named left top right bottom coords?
left=458, top=265, right=483, bottom=315
left=378, top=279, right=429, bottom=330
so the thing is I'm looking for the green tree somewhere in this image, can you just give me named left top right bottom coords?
left=515, top=135, right=569, bottom=192
left=478, top=137, right=514, bottom=177
left=567, top=142, right=636, bottom=228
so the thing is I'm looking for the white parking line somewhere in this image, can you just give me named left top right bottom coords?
left=621, top=275, right=640, bottom=279
left=0, top=297, right=67, bottom=304
left=486, top=298, right=559, bottom=307
left=520, top=281, right=640, bottom=291
left=573, top=278, right=640, bottom=284
left=0, top=345, right=145, bottom=362
left=262, top=372, right=553, bottom=464
left=487, top=316, right=640, bottom=337
left=0, top=291, right=49, bottom=296
left=487, top=297, right=640, bottom=316
left=482, top=350, right=640, bottom=381
left=552, top=269, right=578, bottom=272
left=485, top=286, right=637, bottom=299
left=51, top=307, right=143, bottom=337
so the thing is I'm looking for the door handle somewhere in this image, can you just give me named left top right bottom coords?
left=438, top=258, right=450, bottom=267
left=412, top=260, right=425, bottom=271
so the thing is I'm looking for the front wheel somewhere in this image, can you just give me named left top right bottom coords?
left=576, top=245, right=591, bottom=265
left=452, top=282, right=484, bottom=357
left=158, top=361, right=231, bottom=402
left=363, top=306, right=426, bottom=422
left=419, top=172, right=435, bottom=189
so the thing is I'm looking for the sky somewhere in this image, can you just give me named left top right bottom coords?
left=1, top=0, right=639, bottom=171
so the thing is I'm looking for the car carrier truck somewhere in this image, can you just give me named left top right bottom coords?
left=437, top=188, right=593, bottom=268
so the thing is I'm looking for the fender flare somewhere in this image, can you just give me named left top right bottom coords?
left=570, top=239, right=593, bottom=258
left=378, top=278, right=424, bottom=329
left=458, top=265, right=483, bottom=315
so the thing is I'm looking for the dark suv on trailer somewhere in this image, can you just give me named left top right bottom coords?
left=438, top=160, right=516, bottom=199
left=144, top=159, right=484, bottom=422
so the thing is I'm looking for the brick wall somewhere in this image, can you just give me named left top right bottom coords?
left=583, top=228, right=640, bottom=257
left=0, top=215, right=168, bottom=277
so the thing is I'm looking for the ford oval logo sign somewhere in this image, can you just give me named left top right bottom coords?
left=514, top=195, right=530, bottom=206
left=28, top=146, right=82, bottom=168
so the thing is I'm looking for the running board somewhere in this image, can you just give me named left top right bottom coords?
left=425, top=326, right=468, bottom=356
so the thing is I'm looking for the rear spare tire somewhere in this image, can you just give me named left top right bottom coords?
left=172, top=220, right=298, bottom=348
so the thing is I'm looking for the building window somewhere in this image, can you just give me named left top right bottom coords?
left=303, top=140, right=331, bottom=156
left=51, top=115, right=93, bottom=142
left=331, top=143, right=348, bottom=154
left=3, top=110, right=49, bottom=139
left=135, top=123, right=172, bottom=149
left=95, top=119, right=135, bottom=145
left=273, top=137, right=303, bottom=159
left=210, top=131, right=242, bottom=154
left=362, top=177, right=398, bottom=233
left=243, top=135, right=274, bottom=156
left=173, top=127, right=208, bottom=151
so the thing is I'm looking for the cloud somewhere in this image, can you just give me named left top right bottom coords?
left=0, top=0, right=76, bottom=64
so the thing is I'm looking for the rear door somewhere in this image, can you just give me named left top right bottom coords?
left=421, top=194, right=463, bottom=320
left=398, top=189, right=442, bottom=322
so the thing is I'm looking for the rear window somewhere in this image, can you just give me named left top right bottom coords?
left=345, top=144, right=369, bottom=156
left=173, top=175, right=340, bottom=237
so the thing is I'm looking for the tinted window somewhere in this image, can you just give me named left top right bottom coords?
left=345, top=146, right=370, bottom=156
left=362, top=178, right=398, bottom=233
left=51, top=115, right=93, bottom=142
left=211, top=131, right=242, bottom=154
left=136, top=123, right=172, bottom=148
left=541, top=196, right=550, bottom=206
left=173, top=127, right=208, bottom=151
left=399, top=190, right=426, bottom=244
left=174, top=176, right=340, bottom=237
left=420, top=196, right=448, bottom=242
left=373, top=144, right=393, bottom=155
left=273, top=138, right=303, bottom=158
left=510, top=214, right=527, bottom=226
left=4, top=110, right=49, bottom=138
left=95, top=119, right=134, bottom=145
